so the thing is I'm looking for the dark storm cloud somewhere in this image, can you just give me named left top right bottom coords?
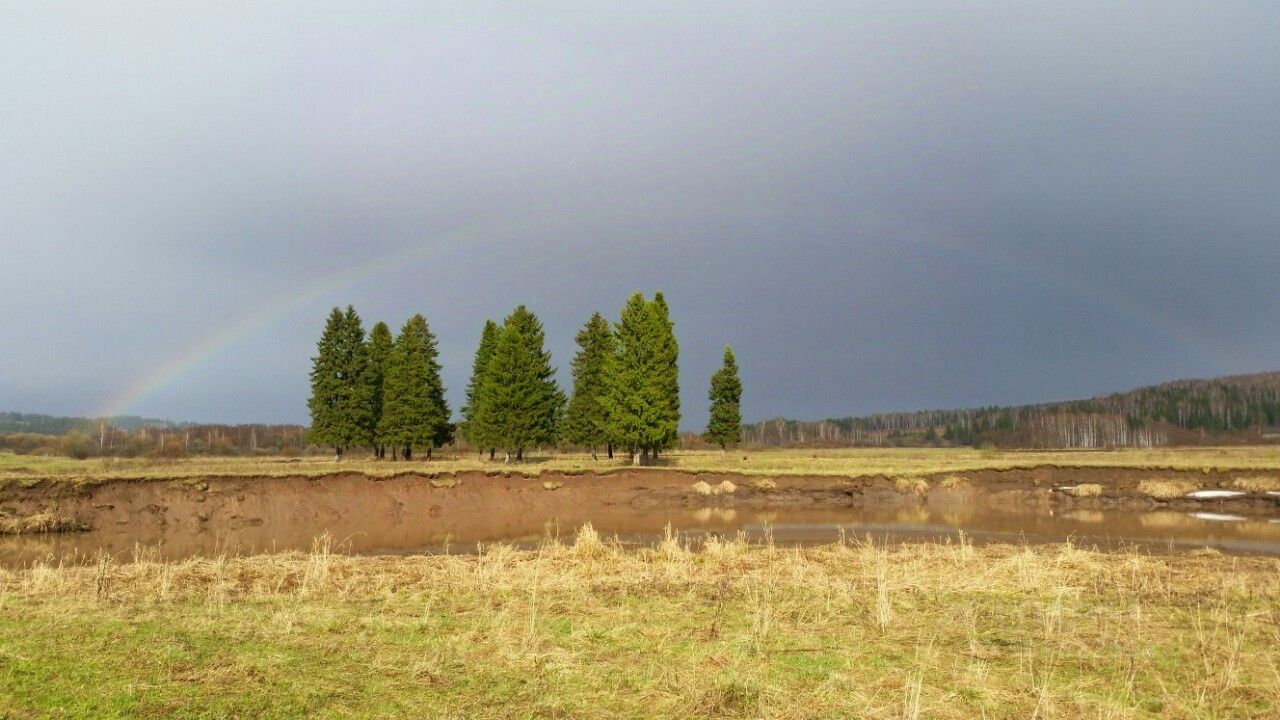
left=2, top=2, right=1278, bottom=425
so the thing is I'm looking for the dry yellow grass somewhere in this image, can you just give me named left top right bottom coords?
left=0, top=528, right=1276, bottom=718
left=7, top=445, right=1280, bottom=487
left=893, top=475, right=930, bottom=495
left=1137, top=479, right=1197, bottom=499
left=1068, top=483, right=1103, bottom=497
left=1233, top=474, right=1280, bottom=492
left=0, top=511, right=85, bottom=534
left=750, top=478, right=779, bottom=492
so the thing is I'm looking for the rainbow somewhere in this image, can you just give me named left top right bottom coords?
left=96, top=214, right=537, bottom=420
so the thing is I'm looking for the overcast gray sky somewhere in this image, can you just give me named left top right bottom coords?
left=2, top=2, right=1278, bottom=426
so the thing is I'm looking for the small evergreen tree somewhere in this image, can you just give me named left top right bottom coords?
left=474, top=306, right=564, bottom=461
left=704, top=345, right=742, bottom=451
left=563, top=312, right=616, bottom=459
left=307, top=306, right=374, bottom=456
left=461, top=320, right=499, bottom=459
left=366, top=321, right=394, bottom=459
left=377, top=314, right=451, bottom=460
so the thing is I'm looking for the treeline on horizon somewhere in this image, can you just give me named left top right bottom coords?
left=306, top=292, right=743, bottom=464
left=746, top=371, right=1280, bottom=449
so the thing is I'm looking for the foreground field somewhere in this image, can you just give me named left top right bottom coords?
left=4, top=445, right=1280, bottom=485
left=1, top=529, right=1277, bottom=718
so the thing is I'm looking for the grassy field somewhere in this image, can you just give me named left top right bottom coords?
left=0, top=528, right=1276, bottom=718
left=3, top=445, right=1280, bottom=486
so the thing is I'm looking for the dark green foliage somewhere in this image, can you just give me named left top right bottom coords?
left=460, top=320, right=500, bottom=453
left=650, top=292, right=681, bottom=452
left=473, top=306, right=564, bottom=460
left=366, top=321, right=394, bottom=457
left=307, top=306, right=375, bottom=453
left=377, top=314, right=451, bottom=458
left=563, top=313, right=616, bottom=454
left=704, top=345, right=742, bottom=449
left=601, top=292, right=680, bottom=463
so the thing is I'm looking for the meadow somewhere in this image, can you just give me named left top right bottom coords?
left=3, top=445, right=1280, bottom=486
left=1, top=527, right=1277, bottom=718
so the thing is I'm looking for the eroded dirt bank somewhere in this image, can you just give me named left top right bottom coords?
left=0, top=468, right=1274, bottom=563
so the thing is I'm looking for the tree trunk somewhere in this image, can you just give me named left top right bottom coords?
left=489, top=448, right=496, bottom=461
left=516, top=447, right=523, bottom=461
left=404, top=447, right=413, bottom=461
left=391, top=447, right=398, bottom=460
left=591, top=449, right=598, bottom=461
left=504, top=451, right=511, bottom=463
left=631, top=450, right=641, bottom=466
left=426, top=446, right=432, bottom=460
left=607, top=443, right=613, bottom=459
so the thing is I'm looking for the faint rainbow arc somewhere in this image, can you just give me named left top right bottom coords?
left=96, top=220, right=516, bottom=420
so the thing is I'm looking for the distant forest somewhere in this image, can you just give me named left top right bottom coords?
left=5, top=371, right=1279, bottom=459
left=0, top=412, right=308, bottom=458
left=742, top=372, right=1280, bottom=449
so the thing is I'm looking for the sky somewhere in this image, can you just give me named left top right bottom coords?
left=2, top=2, right=1278, bottom=427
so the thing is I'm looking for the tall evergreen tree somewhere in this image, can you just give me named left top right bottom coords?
left=563, top=312, right=616, bottom=459
left=649, top=292, right=681, bottom=456
left=601, top=293, right=666, bottom=465
left=474, top=306, right=565, bottom=461
left=306, top=306, right=374, bottom=456
left=377, top=314, right=451, bottom=460
left=306, top=308, right=347, bottom=454
left=366, top=321, right=394, bottom=459
left=461, top=319, right=499, bottom=459
left=704, top=345, right=742, bottom=451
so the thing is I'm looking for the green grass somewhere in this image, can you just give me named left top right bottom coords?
left=1, top=531, right=1277, bottom=718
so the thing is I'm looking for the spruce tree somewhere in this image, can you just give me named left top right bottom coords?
left=461, top=319, right=499, bottom=459
left=475, top=306, right=564, bottom=461
left=649, top=292, right=681, bottom=456
left=563, top=312, right=616, bottom=459
left=306, top=307, right=348, bottom=454
left=602, top=293, right=665, bottom=464
left=366, top=321, right=394, bottom=459
left=341, top=306, right=377, bottom=452
left=377, top=314, right=451, bottom=460
left=307, top=306, right=374, bottom=456
left=704, top=345, right=742, bottom=451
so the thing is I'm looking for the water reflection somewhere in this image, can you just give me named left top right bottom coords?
left=4, top=497, right=1280, bottom=566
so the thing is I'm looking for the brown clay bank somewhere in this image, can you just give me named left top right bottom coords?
left=1, top=465, right=1278, bottom=538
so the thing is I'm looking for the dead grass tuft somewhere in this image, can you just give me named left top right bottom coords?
left=894, top=476, right=929, bottom=495
left=0, top=512, right=86, bottom=534
left=1137, top=479, right=1196, bottom=499
left=750, top=478, right=778, bottom=492
left=1232, top=475, right=1280, bottom=492
left=1069, top=483, right=1103, bottom=497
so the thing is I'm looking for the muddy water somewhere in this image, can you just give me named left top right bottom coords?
left=4, top=472, right=1280, bottom=566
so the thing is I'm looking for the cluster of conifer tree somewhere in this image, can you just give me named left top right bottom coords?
left=308, top=292, right=743, bottom=463
left=307, top=306, right=451, bottom=459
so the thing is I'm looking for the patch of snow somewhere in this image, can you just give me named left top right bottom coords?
left=1190, top=512, right=1246, bottom=522
left=1185, top=490, right=1246, bottom=499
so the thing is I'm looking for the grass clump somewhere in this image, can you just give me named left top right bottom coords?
left=1137, top=479, right=1196, bottom=499
left=1068, top=483, right=1103, bottom=497
left=750, top=478, right=778, bottom=492
left=893, top=475, right=929, bottom=495
left=1232, top=475, right=1280, bottom=492
left=0, top=532, right=1275, bottom=718
left=0, top=511, right=86, bottom=534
